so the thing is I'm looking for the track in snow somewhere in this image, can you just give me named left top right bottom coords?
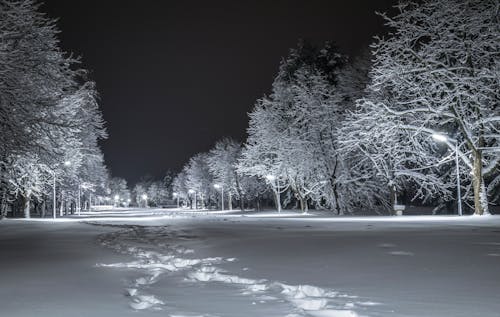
left=96, top=225, right=383, bottom=317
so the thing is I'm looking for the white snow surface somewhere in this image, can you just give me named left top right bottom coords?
left=1, top=208, right=500, bottom=317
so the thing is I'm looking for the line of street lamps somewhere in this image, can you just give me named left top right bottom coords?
left=46, top=132, right=473, bottom=218
left=180, top=184, right=226, bottom=211
left=178, top=176, right=282, bottom=212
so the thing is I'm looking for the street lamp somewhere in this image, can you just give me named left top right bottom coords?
left=141, top=194, right=148, bottom=208
left=188, top=189, right=196, bottom=209
left=52, top=160, right=71, bottom=219
left=214, top=184, right=224, bottom=211
left=173, top=192, right=179, bottom=208
left=432, top=133, right=462, bottom=216
left=265, top=174, right=281, bottom=213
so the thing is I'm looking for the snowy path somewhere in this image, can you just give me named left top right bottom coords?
left=95, top=224, right=379, bottom=316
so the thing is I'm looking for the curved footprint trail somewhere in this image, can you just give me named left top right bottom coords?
left=96, top=225, right=382, bottom=316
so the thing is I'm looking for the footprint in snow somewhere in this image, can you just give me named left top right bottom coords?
left=389, top=251, right=414, bottom=256
left=378, top=243, right=396, bottom=248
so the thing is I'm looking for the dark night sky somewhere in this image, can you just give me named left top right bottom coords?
left=42, top=0, right=397, bottom=185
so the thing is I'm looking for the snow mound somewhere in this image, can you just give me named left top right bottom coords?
left=126, top=288, right=138, bottom=296
left=290, top=297, right=328, bottom=310
left=308, top=309, right=360, bottom=317
left=188, top=265, right=265, bottom=287
left=129, top=294, right=164, bottom=310
left=279, top=283, right=331, bottom=298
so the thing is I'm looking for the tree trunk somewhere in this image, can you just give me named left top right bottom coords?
left=59, top=192, right=64, bottom=217
left=299, top=196, right=305, bottom=213
left=239, top=197, right=244, bottom=211
left=41, top=200, right=46, bottom=218
left=23, top=193, right=31, bottom=219
left=256, top=193, right=261, bottom=212
left=330, top=158, right=342, bottom=215
left=0, top=162, right=8, bottom=219
left=271, top=187, right=282, bottom=213
left=234, top=173, right=245, bottom=211
left=228, top=192, right=233, bottom=210
left=389, top=183, right=397, bottom=215
left=0, top=187, right=7, bottom=219
left=472, top=151, right=488, bottom=215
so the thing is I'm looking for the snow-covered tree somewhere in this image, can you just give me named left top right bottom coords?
left=339, top=99, right=454, bottom=212
left=184, top=153, right=214, bottom=209
left=207, top=138, right=244, bottom=210
left=172, top=170, right=189, bottom=207
left=240, top=41, right=379, bottom=214
left=240, top=42, right=340, bottom=211
left=109, top=177, right=130, bottom=207
left=349, top=0, right=499, bottom=215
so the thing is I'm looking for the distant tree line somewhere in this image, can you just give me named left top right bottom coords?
left=173, top=0, right=499, bottom=215
left=131, top=172, right=175, bottom=208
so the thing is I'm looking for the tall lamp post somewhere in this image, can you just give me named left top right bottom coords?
left=214, top=184, right=224, bottom=211
left=432, top=133, right=462, bottom=216
left=141, top=194, right=148, bottom=208
left=266, top=174, right=281, bottom=213
left=52, top=160, right=71, bottom=219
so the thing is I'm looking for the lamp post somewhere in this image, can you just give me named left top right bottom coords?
left=214, top=184, right=224, bottom=211
left=266, top=174, right=281, bottom=213
left=141, top=194, right=148, bottom=208
left=114, top=195, right=120, bottom=208
left=173, top=192, right=179, bottom=208
left=432, top=133, right=462, bottom=216
left=52, top=160, right=71, bottom=219
left=188, top=189, right=196, bottom=209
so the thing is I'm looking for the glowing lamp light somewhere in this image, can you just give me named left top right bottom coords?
left=141, top=194, right=148, bottom=200
left=265, top=174, right=276, bottom=181
left=173, top=192, right=178, bottom=197
left=63, top=160, right=71, bottom=166
left=432, top=133, right=448, bottom=143
left=188, top=189, right=195, bottom=194
left=114, top=195, right=119, bottom=201
left=213, top=184, right=221, bottom=189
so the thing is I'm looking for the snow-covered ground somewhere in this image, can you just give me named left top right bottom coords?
left=1, top=208, right=500, bottom=317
